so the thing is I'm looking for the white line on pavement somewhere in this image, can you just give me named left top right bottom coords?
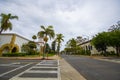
left=10, top=62, right=40, bottom=80
left=25, top=70, right=58, bottom=73
left=32, top=66, right=58, bottom=68
left=10, top=60, right=60, bottom=80
left=58, top=60, right=61, bottom=80
left=10, top=77, right=58, bottom=80
left=0, top=63, right=33, bottom=77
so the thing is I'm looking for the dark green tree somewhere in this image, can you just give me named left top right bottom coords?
left=107, top=21, right=120, bottom=56
left=65, top=38, right=79, bottom=55
left=21, top=41, right=37, bottom=55
left=109, top=31, right=120, bottom=56
left=91, top=32, right=109, bottom=56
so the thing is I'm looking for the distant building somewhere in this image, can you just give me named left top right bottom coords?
left=79, top=40, right=116, bottom=55
left=0, top=33, right=31, bottom=55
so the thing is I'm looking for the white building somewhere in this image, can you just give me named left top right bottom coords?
left=79, top=40, right=116, bottom=55
left=0, top=33, right=31, bottom=55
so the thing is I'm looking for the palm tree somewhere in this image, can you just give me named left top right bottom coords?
left=65, top=38, right=77, bottom=55
left=37, top=25, right=55, bottom=59
left=56, top=34, right=64, bottom=55
left=66, top=38, right=77, bottom=48
left=38, top=25, right=55, bottom=42
left=0, top=13, right=18, bottom=34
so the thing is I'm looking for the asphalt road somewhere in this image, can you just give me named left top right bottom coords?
left=62, top=55, right=120, bottom=80
left=0, top=59, right=59, bottom=80
left=0, top=59, right=40, bottom=80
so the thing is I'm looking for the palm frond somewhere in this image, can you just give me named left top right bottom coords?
left=10, top=16, right=18, bottom=20
left=0, top=13, right=7, bottom=17
left=8, top=22, right=12, bottom=30
left=37, top=31, right=45, bottom=37
left=40, top=25, right=46, bottom=31
left=48, top=25, right=53, bottom=29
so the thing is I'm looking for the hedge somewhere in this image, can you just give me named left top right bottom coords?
left=2, top=53, right=26, bottom=57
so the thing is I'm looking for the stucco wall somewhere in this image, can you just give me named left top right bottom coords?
left=15, top=36, right=30, bottom=51
left=0, top=33, right=30, bottom=52
left=0, top=35, right=12, bottom=47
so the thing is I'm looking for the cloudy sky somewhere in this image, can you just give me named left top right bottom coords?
left=0, top=0, right=120, bottom=50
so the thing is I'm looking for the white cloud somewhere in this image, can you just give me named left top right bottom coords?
left=0, top=0, right=120, bottom=50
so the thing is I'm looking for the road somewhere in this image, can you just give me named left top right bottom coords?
left=0, top=59, right=59, bottom=80
left=62, top=55, right=120, bottom=80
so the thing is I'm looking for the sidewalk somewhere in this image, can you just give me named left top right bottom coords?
left=60, top=58, right=86, bottom=80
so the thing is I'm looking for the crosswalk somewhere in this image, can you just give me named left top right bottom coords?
left=10, top=60, right=60, bottom=80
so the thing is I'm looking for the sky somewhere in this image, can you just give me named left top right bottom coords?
left=0, top=0, right=120, bottom=50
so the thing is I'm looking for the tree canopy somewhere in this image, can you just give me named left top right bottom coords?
left=0, top=13, right=18, bottom=34
left=91, top=21, right=120, bottom=56
left=55, top=34, right=64, bottom=53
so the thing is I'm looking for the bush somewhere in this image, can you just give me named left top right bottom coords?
left=26, top=50, right=39, bottom=55
left=109, top=51, right=116, bottom=56
left=47, top=53, right=55, bottom=56
left=2, top=52, right=26, bottom=57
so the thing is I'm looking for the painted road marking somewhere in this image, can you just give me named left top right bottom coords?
left=10, top=60, right=61, bottom=80
left=0, top=62, right=21, bottom=67
left=0, top=63, right=33, bottom=77
left=10, top=77, right=58, bottom=80
left=0, top=64, right=12, bottom=66
left=58, top=60, right=61, bottom=80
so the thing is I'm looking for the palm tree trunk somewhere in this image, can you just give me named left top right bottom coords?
left=0, top=28, right=3, bottom=34
left=43, top=43, right=46, bottom=59
left=57, top=43, right=60, bottom=55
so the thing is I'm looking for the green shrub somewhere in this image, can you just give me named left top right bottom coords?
left=47, top=53, right=55, bottom=56
left=2, top=53, right=26, bottom=57
left=26, top=50, right=39, bottom=55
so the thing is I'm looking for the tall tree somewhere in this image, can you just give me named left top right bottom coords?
left=91, top=32, right=109, bottom=56
left=37, top=25, right=55, bottom=58
left=108, top=21, right=120, bottom=56
left=66, top=38, right=77, bottom=48
left=109, top=31, right=120, bottom=56
left=38, top=25, right=55, bottom=42
left=0, top=13, right=18, bottom=34
left=65, top=38, right=77, bottom=54
left=55, top=34, right=64, bottom=54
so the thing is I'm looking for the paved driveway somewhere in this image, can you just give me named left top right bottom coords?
left=62, top=55, right=120, bottom=80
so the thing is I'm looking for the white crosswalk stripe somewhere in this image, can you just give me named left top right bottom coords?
left=10, top=60, right=60, bottom=80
